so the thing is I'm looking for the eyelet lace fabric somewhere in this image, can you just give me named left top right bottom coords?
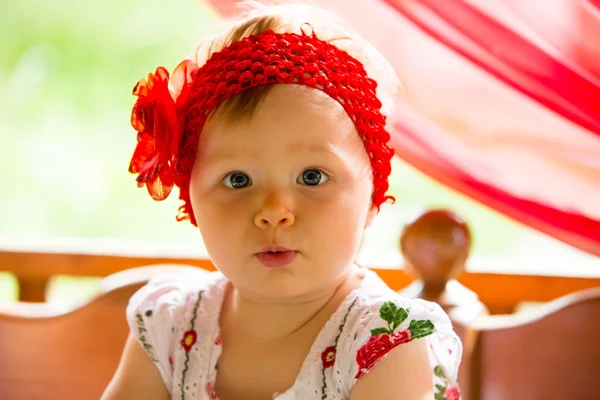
left=126, top=269, right=462, bottom=400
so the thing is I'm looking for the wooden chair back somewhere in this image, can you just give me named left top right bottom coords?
left=0, top=264, right=208, bottom=400
left=0, top=283, right=140, bottom=400
left=456, top=287, right=600, bottom=400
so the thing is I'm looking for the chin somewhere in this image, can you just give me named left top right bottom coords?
left=249, top=273, right=319, bottom=302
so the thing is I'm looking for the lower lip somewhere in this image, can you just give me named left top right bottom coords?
left=257, top=251, right=297, bottom=268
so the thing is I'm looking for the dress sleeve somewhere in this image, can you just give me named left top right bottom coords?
left=344, top=297, right=462, bottom=400
left=126, top=273, right=191, bottom=392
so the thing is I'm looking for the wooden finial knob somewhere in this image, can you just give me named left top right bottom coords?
left=400, top=209, right=471, bottom=298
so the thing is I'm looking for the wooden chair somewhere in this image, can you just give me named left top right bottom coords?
left=453, top=287, right=600, bottom=400
left=0, top=264, right=208, bottom=400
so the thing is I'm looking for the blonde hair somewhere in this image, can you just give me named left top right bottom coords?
left=191, top=0, right=401, bottom=124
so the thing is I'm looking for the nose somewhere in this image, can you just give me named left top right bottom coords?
left=254, top=191, right=296, bottom=229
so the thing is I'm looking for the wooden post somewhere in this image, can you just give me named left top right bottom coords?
left=397, top=209, right=484, bottom=312
left=397, top=209, right=487, bottom=400
left=16, top=276, right=49, bottom=302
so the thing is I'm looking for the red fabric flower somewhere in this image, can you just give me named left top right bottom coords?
left=354, top=330, right=411, bottom=379
left=214, top=336, right=222, bottom=346
left=129, top=59, right=197, bottom=201
left=445, top=385, right=461, bottom=400
left=321, top=346, right=337, bottom=368
left=181, top=330, right=197, bottom=352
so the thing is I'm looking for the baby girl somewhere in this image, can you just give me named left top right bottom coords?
left=101, top=2, right=461, bottom=399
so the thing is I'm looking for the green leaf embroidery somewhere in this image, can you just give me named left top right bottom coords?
left=434, top=380, right=447, bottom=399
left=408, top=319, right=435, bottom=338
left=370, top=327, right=390, bottom=336
left=379, top=301, right=410, bottom=332
left=321, top=297, right=359, bottom=399
left=434, top=365, right=446, bottom=379
left=135, top=313, right=157, bottom=362
left=181, top=290, right=203, bottom=400
left=392, top=307, right=409, bottom=331
left=379, top=301, right=399, bottom=325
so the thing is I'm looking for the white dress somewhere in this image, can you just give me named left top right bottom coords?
left=127, top=268, right=462, bottom=400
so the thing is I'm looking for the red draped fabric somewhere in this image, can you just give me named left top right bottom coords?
left=390, top=101, right=600, bottom=256
left=386, top=0, right=600, bottom=137
left=205, top=0, right=600, bottom=257
left=380, top=0, right=600, bottom=256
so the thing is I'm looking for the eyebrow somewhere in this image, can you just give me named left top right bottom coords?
left=205, top=147, right=258, bottom=164
left=291, top=143, right=338, bottom=155
left=207, top=143, right=338, bottom=163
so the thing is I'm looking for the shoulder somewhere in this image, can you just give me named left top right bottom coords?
left=125, top=269, right=225, bottom=390
left=349, top=286, right=458, bottom=346
left=336, top=271, right=462, bottom=399
left=126, top=269, right=220, bottom=343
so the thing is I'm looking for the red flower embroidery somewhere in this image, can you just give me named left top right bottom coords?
left=321, top=346, right=337, bottom=368
left=206, top=381, right=218, bottom=399
left=214, top=336, right=222, bottom=346
left=445, top=385, right=460, bottom=400
left=129, top=59, right=197, bottom=201
left=355, top=330, right=411, bottom=379
left=181, top=330, right=197, bottom=352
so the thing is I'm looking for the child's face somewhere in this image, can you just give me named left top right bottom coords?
left=189, top=85, right=377, bottom=301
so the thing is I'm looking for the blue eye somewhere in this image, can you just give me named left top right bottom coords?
left=223, top=172, right=251, bottom=189
left=298, top=169, right=329, bottom=186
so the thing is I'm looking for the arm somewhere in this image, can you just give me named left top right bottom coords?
left=100, top=334, right=170, bottom=400
left=350, top=339, right=433, bottom=400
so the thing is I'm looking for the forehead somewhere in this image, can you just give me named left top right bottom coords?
left=200, top=85, right=362, bottom=154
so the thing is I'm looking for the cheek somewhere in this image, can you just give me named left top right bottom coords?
left=307, top=187, right=369, bottom=250
left=194, top=203, right=249, bottom=273
left=189, top=184, right=250, bottom=263
left=194, top=198, right=247, bottom=237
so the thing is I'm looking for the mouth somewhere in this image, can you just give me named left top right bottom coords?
left=256, top=245, right=298, bottom=268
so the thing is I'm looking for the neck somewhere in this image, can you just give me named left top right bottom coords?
left=221, top=264, right=364, bottom=343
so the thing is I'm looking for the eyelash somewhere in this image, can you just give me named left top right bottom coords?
left=222, top=169, right=330, bottom=189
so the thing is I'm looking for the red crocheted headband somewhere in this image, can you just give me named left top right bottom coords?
left=129, top=29, right=395, bottom=226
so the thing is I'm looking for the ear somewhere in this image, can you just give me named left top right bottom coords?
left=364, top=204, right=378, bottom=229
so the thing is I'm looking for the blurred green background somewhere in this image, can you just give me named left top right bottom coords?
left=0, top=0, right=591, bottom=303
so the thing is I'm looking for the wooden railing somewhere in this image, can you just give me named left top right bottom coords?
left=1, top=210, right=598, bottom=314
